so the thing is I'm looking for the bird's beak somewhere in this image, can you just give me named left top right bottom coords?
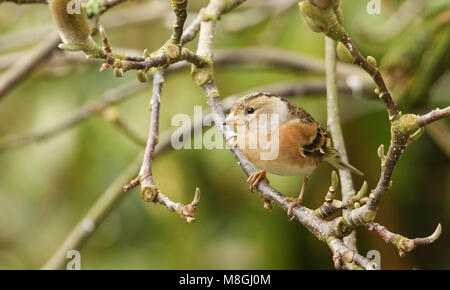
left=224, top=112, right=237, bottom=126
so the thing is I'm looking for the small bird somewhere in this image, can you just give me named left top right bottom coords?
left=225, top=92, right=363, bottom=216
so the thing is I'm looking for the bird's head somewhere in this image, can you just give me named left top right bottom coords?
left=225, top=92, right=289, bottom=129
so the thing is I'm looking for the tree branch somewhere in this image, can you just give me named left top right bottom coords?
left=366, top=222, right=442, bottom=257
left=416, top=106, right=450, bottom=127
left=0, top=32, right=60, bottom=101
left=119, top=70, right=201, bottom=222
left=135, top=70, right=164, bottom=201
left=181, top=8, right=204, bottom=45
left=113, top=0, right=208, bottom=222
left=325, top=36, right=357, bottom=251
left=90, top=24, right=207, bottom=75
left=326, top=23, right=400, bottom=121
left=169, top=0, right=188, bottom=44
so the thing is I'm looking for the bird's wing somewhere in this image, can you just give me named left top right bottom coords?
left=282, top=120, right=328, bottom=157
left=283, top=119, right=364, bottom=175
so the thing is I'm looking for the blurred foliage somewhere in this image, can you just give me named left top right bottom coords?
left=0, top=0, right=448, bottom=269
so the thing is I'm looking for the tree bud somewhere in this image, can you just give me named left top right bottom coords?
left=336, top=41, right=354, bottom=63
left=298, top=1, right=330, bottom=33
left=49, top=0, right=91, bottom=46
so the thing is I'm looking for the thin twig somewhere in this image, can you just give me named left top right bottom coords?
left=181, top=8, right=204, bottom=45
left=135, top=70, right=165, bottom=202
left=169, top=0, right=188, bottom=44
left=120, top=0, right=205, bottom=219
left=0, top=32, right=60, bottom=101
left=325, top=23, right=400, bottom=121
left=416, top=106, right=450, bottom=127
left=366, top=222, right=442, bottom=257
left=325, top=36, right=357, bottom=251
left=348, top=107, right=450, bottom=223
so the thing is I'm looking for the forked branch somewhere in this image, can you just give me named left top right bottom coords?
left=366, top=222, right=442, bottom=257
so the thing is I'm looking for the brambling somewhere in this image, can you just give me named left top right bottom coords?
left=226, top=92, right=363, bottom=216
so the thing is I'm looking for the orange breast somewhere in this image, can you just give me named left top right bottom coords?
left=277, top=123, right=321, bottom=167
left=239, top=122, right=322, bottom=176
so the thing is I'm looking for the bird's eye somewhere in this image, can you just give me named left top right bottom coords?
left=246, top=107, right=255, bottom=114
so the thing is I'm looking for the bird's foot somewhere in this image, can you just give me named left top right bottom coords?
left=283, top=175, right=309, bottom=220
left=283, top=196, right=303, bottom=221
left=247, top=170, right=270, bottom=192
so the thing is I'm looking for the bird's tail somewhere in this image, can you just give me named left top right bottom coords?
left=325, top=155, right=364, bottom=176
left=321, top=138, right=364, bottom=176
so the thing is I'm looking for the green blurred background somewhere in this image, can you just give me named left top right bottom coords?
left=0, top=0, right=449, bottom=269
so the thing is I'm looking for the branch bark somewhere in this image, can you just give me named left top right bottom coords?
left=0, top=32, right=60, bottom=101
left=136, top=70, right=164, bottom=202
left=416, top=106, right=450, bottom=127
left=325, top=36, right=357, bottom=251
left=366, top=222, right=442, bottom=257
